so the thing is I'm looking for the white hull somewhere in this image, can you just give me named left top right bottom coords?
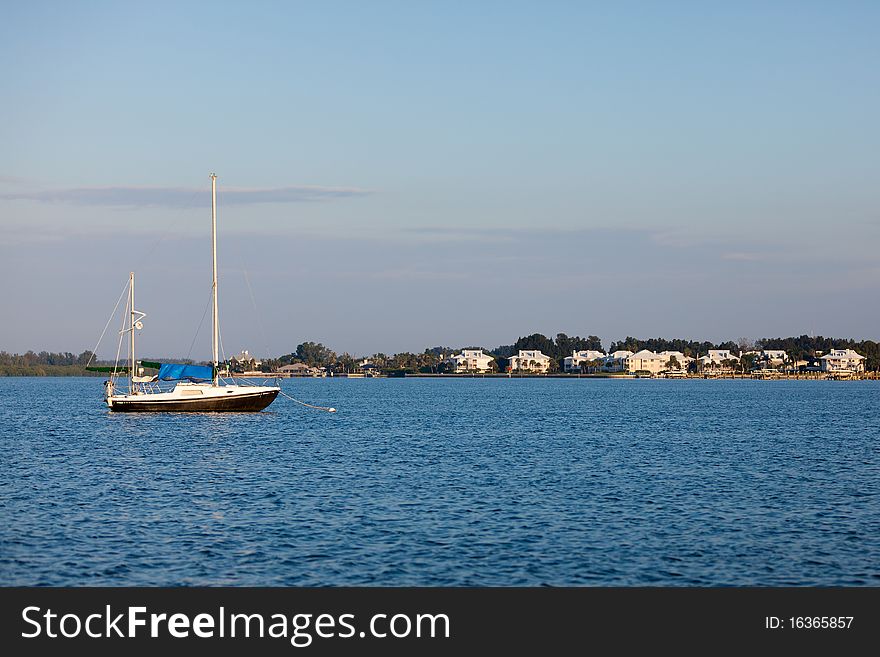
left=108, top=382, right=280, bottom=412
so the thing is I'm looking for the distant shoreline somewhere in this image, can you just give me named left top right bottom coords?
left=0, top=366, right=103, bottom=377
left=399, top=372, right=878, bottom=380
left=2, top=371, right=876, bottom=381
left=3, top=334, right=877, bottom=378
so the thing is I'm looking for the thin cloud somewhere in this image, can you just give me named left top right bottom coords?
left=650, top=230, right=731, bottom=249
left=0, top=185, right=372, bottom=207
left=404, top=225, right=643, bottom=244
left=722, top=252, right=764, bottom=261
left=0, top=174, right=34, bottom=187
left=0, top=225, right=66, bottom=246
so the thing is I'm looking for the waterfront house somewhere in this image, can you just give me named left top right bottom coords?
left=361, top=363, right=382, bottom=377
left=563, top=350, right=606, bottom=373
left=698, top=349, right=740, bottom=370
left=801, top=355, right=824, bottom=371
left=750, top=349, right=787, bottom=368
left=231, top=349, right=262, bottom=369
left=444, top=349, right=495, bottom=373
left=277, top=363, right=320, bottom=376
left=819, top=349, right=866, bottom=373
left=601, top=350, right=634, bottom=372
left=625, top=350, right=669, bottom=375
left=508, top=350, right=552, bottom=373
left=761, top=350, right=787, bottom=365
left=659, top=350, right=692, bottom=370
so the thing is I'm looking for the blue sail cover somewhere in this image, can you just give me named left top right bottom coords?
left=157, top=363, right=214, bottom=381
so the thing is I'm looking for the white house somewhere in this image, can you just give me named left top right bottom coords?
left=232, top=349, right=262, bottom=368
left=762, top=350, right=787, bottom=364
left=563, top=350, right=606, bottom=373
left=659, top=351, right=692, bottom=370
left=601, top=350, right=633, bottom=372
left=742, top=349, right=786, bottom=370
left=508, top=350, right=552, bottom=373
left=444, top=349, right=495, bottom=373
left=625, top=350, right=669, bottom=374
left=820, top=349, right=865, bottom=373
left=699, top=349, right=740, bottom=369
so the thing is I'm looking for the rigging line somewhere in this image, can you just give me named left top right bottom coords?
left=240, top=264, right=271, bottom=360
left=218, top=319, right=230, bottom=384
left=132, top=189, right=204, bottom=272
left=85, top=279, right=130, bottom=368
left=237, top=376, right=277, bottom=387
left=278, top=389, right=337, bottom=413
left=185, top=289, right=214, bottom=361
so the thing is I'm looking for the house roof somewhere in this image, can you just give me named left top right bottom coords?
left=629, top=349, right=663, bottom=359
left=821, top=350, right=864, bottom=360
left=515, top=350, right=550, bottom=359
left=450, top=351, right=493, bottom=360
left=278, top=363, right=312, bottom=372
left=701, top=350, right=739, bottom=361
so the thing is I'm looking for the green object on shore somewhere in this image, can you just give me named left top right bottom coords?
left=85, top=361, right=161, bottom=373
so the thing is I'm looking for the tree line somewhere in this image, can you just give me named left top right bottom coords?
left=251, top=333, right=880, bottom=374
left=250, top=333, right=607, bottom=374
left=0, top=350, right=98, bottom=376
left=756, top=336, right=879, bottom=370
left=607, top=337, right=740, bottom=357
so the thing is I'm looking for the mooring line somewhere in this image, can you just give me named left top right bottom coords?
left=279, top=389, right=337, bottom=413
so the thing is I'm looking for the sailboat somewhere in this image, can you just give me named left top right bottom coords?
left=88, top=174, right=280, bottom=412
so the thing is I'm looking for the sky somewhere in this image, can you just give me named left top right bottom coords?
left=1, top=1, right=878, bottom=359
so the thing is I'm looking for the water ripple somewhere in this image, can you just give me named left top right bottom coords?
left=1, top=377, right=878, bottom=586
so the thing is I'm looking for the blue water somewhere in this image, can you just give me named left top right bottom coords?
left=1, top=377, right=878, bottom=586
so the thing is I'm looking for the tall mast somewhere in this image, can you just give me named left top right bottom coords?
left=129, top=271, right=135, bottom=394
left=211, top=173, right=219, bottom=386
